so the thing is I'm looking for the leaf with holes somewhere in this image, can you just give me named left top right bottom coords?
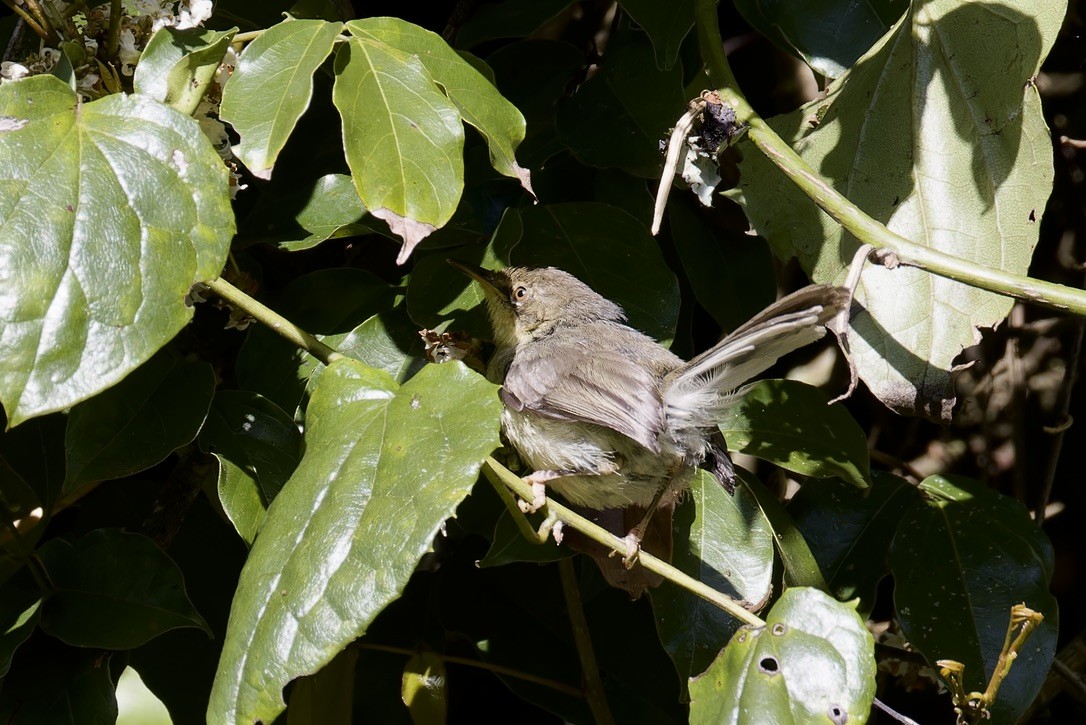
left=689, top=587, right=875, bottom=724
left=208, top=360, right=501, bottom=724
left=0, top=75, right=233, bottom=427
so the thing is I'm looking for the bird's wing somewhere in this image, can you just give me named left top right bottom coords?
left=502, top=343, right=666, bottom=454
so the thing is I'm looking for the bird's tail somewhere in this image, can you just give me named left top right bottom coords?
left=663, top=284, right=850, bottom=433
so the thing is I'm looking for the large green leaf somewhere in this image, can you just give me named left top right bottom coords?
left=65, top=353, right=216, bottom=490
left=134, top=25, right=238, bottom=115
left=689, top=587, right=875, bottom=724
left=332, top=28, right=464, bottom=262
left=38, top=529, right=211, bottom=649
left=503, top=203, right=681, bottom=345
left=208, top=360, right=501, bottom=724
left=718, top=380, right=871, bottom=488
left=742, top=471, right=827, bottom=590
left=734, top=0, right=906, bottom=78
left=557, top=28, right=686, bottom=177
left=790, top=472, right=921, bottom=614
left=733, top=0, right=1064, bottom=420
left=347, top=18, right=532, bottom=194
left=652, top=470, right=773, bottom=692
left=888, top=476, right=1058, bottom=722
left=0, top=75, right=234, bottom=427
left=220, top=18, right=343, bottom=179
left=617, top=0, right=695, bottom=70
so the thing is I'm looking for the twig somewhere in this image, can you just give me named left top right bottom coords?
left=559, top=559, right=614, bottom=725
left=692, top=0, right=1086, bottom=319
left=105, top=0, right=122, bottom=59
left=2, top=1, right=49, bottom=40
left=354, top=642, right=584, bottom=698
left=201, top=278, right=343, bottom=366
left=872, top=697, right=922, bottom=725
left=483, top=457, right=763, bottom=627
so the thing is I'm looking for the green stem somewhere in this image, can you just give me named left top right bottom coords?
left=230, top=29, right=265, bottom=46
left=693, top=0, right=1086, bottom=318
left=202, top=278, right=344, bottom=366
left=559, top=559, right=614, bottom=725
left=483, top=457, right=764, bottom=627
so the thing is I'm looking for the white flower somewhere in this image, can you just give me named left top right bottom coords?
left=118, top=28, right=141, bottom=76
left=176, top=0, right=213, bottom=29
left=0, top=61, right=30, bottom=81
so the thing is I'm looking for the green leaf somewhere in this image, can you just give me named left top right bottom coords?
left=557, top=28, right=686, bottom=177
left=742, top=470, right=828, bottom=590
left=134, top=25, right=238, bottom=115
left=477, top=508, right=572, bottom=567
left=401, top=651, right=447, bottom=725
left=208, top=360, right=501, bottom=724
left=65, top=353, right=216, bottom=490
left=38, top=529, right=211, bottom=649
left=278, top=173, right=372, bottom=251
left=116, top=667, right=172, bottom=725
left=505, top=203, right=681, bottom=345
left=333, top=308, right=427, bottom=384
left=199, top=391, right=302, bottom=542
left=0, top=573, right=41, bottom=677
left=734, top=0, right=905, bottom=78
left=0, top=75, right=234, bottom=427
left=347, top=18, right=532, bottom=195
left=199, top=390, right=302, bottom=504
left=487, top=40, right=586, bottom=167
left=652, top=470, right=773, bottom=692
left=666, top=198, right=776, bottom=332
left=689, top=587, right=875, bottom=724
left=454, top=0, right=575, bottom=49
left=221, top=18, right=343, bottom=179
left=617, top=0, right=695, bottom=70
left=235, top=268, right=397, bottom=414
left=0, top=639, right=117, bottom=724
left=718, top=380, right=871, bottom=488
left=790, top=472, right=922, bottom=613
left=333, top=28, right=464, bottom=262
left=733, top=0, right=1064, bottom=420
left=0, top=413, right=66, bottom=511
left=888, top=475, right=1058, bottom=723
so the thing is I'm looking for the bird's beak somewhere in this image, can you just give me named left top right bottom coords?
left=447, top=259, right=502, bottom=294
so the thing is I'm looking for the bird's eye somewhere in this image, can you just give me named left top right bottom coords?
left=513, top=286, right=528, bottom=301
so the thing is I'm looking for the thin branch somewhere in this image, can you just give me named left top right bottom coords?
left=483, top=457, right=764, bottom=627
left=354, top=642, right=584, bottom=698
left=559, top=559, right=614, bottom=725
left=692, top=0, right=1086, bottom=319
left=202, top=278, right=344, bottom=366
left=105, top=0, right=122, bottom=59
left=2, top=1, right=49, bottom=40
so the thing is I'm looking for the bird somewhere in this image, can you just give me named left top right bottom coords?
left=450, top=260, right=848, bottom=565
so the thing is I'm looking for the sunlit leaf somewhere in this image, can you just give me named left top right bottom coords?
left=208, top=360, right=501, bottom=724
left=0, top=75, right=234, bottom=426
left=733, top=0, right=1064, bottom=420
left=134, top=25, right=238, bottom=115
left=221, top=18, right=343, bottom=179
left=689, top=587, right=875, bottom=724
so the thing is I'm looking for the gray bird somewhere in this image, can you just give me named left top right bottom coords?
left=451, top=261, right=848, bottom=563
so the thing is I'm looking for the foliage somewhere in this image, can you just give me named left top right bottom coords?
left=0, top=0, right=1080, bottom=723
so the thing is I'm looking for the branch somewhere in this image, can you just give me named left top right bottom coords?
left=482, top=457, right=764, bottom=627
left=692, top=0, right=1086, bottom=319
left=201, top=278, right=344, bottom=366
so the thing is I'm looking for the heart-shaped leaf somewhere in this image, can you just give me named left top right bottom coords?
left=0, top=75, right=234, bottom=426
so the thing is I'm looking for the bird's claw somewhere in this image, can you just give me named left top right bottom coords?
left=536, top=515, right=564, bottom=544
left=609, top=532, right=642, bottom=569
left=517, top=477, right=550, bottom=514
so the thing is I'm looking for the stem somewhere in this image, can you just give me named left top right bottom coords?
left=483, top=457, right=763, bottom=627
left=3, top=1, right=49, bottom=39
left=231, top=30, right=265, bottom=46
left=105, top=0, right=122, bottom=59
left=559, top=559, right=614, bottom=725
left=354, top=643, right=584, bottom=698
left=692, top=0, right=1086, bottom=319
left=202, top=278, right=344, bottom=366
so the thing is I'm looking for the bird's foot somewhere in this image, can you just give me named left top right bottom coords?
left=517, top=471, right=557, bottom=514
left=609, top=531, right=643, bottom=569
left=536, top=515, right=564, bottom=545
